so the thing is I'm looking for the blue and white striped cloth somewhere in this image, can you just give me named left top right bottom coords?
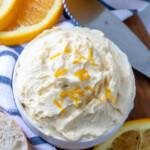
left=0, top=1, right=149, bottom=149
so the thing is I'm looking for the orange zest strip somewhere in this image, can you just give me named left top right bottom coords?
left=98, top=98, right=106, bottom=102
left=70, top=87, right=81, bottom=91
left=64, top=49, right=72, bottom=53
left=66, top=93, right=80, bottom=106
left=110, top=96, right=115, bottom=103
left=105, top=88, right=111, bottom=98
left=73, top=56, right=82, bottom=64
left=74, top=70, right=90, bottom=82
left=50, top=52, right=61, bottom=60
left=76, top=48, right=87, bottom=60
left=106, top=88, right=116, bottom=103
left=98, top=88, right=115, bottom=103
left=63, top=43, right=72, bottom=53
left=69, top=87, right=85, bottom=97
left=59, top=91, right=67, bottom=104
left=54, top=68, right=67, bottom=77
left=89, top=46, right=95, bottom=66
left=53, top=99, right=64, bottom=114
left=59, top=87, right=84, bottom=105
left=85, top=86, right=93, bottom=90
left=73, top=46, right=87, bottom=64
left=70, top=90, right=85, bottom=97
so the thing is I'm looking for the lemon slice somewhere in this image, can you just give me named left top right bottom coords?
left=94, top=119, right=150, bottom=150
left=0, top=0, right=63, bottom=46
left=0, top=0, right=20, bottom=30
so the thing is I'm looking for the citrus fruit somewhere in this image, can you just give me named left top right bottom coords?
left=0, top=0, right=20, bottom=30
left=94, top=119, right=150, bottom=150
left=0, top=0, right=63, bottom=46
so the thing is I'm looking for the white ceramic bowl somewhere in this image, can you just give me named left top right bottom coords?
left=13, top=39, right=134, bottom=150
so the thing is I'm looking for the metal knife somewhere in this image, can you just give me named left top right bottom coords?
left=139, top=4, right=150, bottom=34
left=64, top=0, right=150, bottom=78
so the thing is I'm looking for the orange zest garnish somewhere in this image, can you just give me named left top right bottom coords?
left=64, top=49, right=72, bottom=53
left=85, top=86, right=93, bottom=90
left=59, top=91, right=67, bottom=104
left=89, top=46, right=95, bottom=66
left=98, top=98, right=107, bottom=102
left=66, top=93, right=80, bottom=106
left=59, top=87, right=84, bottom=106
left=98, top=88, right=115, bottom=103
left=105, top=88, right=111, bottom=98
left=73, top=46, right=87, bottom=64
left=50, top=52, right=61, bottom=60
left=69, top=87, right=80, bottom=92
left=53, top=99, right=64, bottom=114
left=70, top=90, right=85, bottom=97
left=63, top=43, right=72, bottom=53
left=110, top=96, right=115, bottom=103
left=54, top=68, right=67, bottom=77
left=73, top=56, right=82, bottom=64
left=76, top=48, right=87, bottom=60
left=74, top=70, right=90, bottom=82
left=105, top=88, right=115, bottom=103
left=69, top=87, right=85, bottom=97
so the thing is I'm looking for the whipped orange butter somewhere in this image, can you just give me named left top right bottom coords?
left=15, top=27, right=135, bottom=141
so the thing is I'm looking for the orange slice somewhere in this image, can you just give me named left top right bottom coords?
left=0, top=0, right=63, bottom=46
left=0, top=0, right=20, bottom=30
left=94, top=119, right=150, bottom=150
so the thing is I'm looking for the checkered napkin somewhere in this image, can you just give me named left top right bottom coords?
left=0, top=1, right=149, bottom=149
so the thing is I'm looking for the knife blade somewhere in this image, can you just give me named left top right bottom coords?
left=64, top=0, right=150, bottom=78
left=139, top=4, right=150, bottom=34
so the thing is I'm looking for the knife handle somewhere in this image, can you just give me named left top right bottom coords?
left=124, top=14, right=150, bottom=50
